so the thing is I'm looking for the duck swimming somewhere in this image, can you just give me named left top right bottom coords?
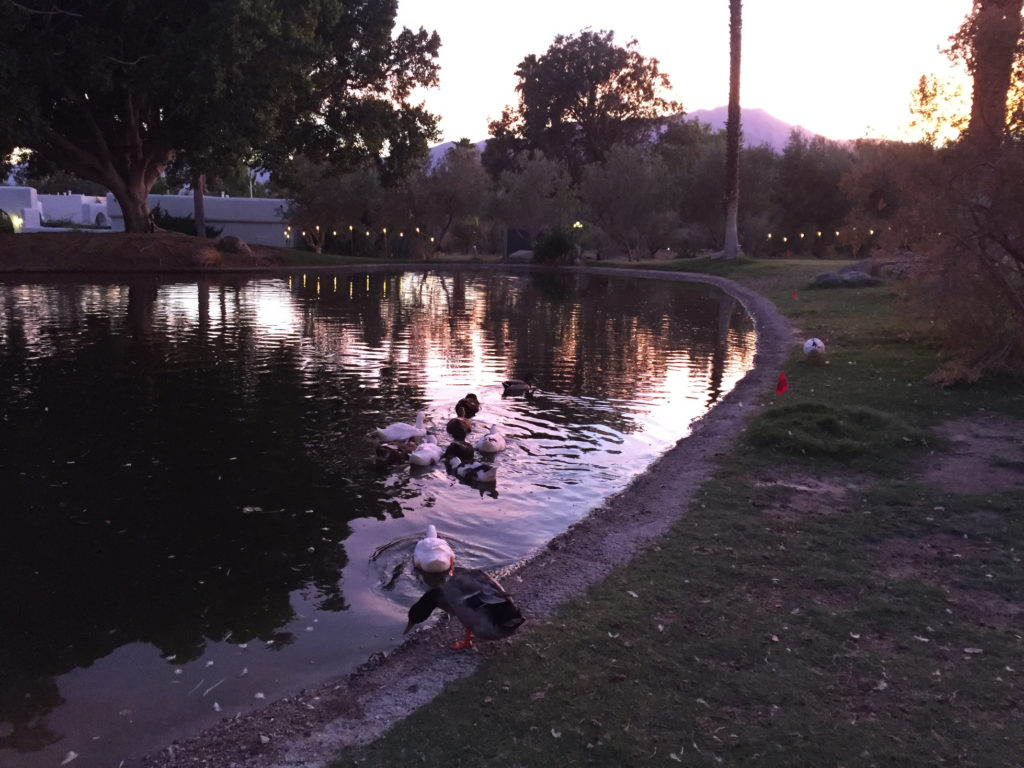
left=448, top=456, right=497, bottom=484
left=446, top=416, right=474, bottom=442
left=374, top=438, right=418, bottom=470
left=404, top=567, right=525, bottom=649
left=455, top=393, right=481, bottom=418
left=501, top=375, right=534, bottom=396
left=475, top=423, right=507, bottom=454
left=443, top=439, right=476, bottom=465
left=409, top=434, right=444, bottom=466
left=413, top=524, right=455, bottom=574
left=376, top=411, right=429, bottom=442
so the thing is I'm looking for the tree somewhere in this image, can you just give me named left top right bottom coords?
left=281, top=159, right=383, bottom=254
left=579, top=144, right=676, bottom=260
left=420, top=139, right=489, bottom=248
left=721, top=0, right=743, bottom=259
left=491, top=153, right=576, bottom=248
left=485, top=29, right=680, bottom=181
left=0, top=1, right=440, bottom=233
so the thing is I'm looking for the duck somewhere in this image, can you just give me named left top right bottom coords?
left=803, top=337, right=826, bottom=355
left=409, top=434, right=444, bottom=467
left=375, top=411, right=428, bottom=442
left=501, top=375, right=534, bottom=396
left=475, top=423, right=507, bottom=454
left=374, top=438, right=418, bottom=470
left=413, top=524, right=455, bottom=574
left=443, top=439, right=476, bottom=465
left=455, top=393, right=481, bottom=418
left=446, top=416, right=474, bottom=442
left=404, top=567, right=525, bottom=649
left=448, top=456, right=497, bottom=484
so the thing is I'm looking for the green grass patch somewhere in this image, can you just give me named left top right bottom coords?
left=332, top=258, right=1024, bottom=768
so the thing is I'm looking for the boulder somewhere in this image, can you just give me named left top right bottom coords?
left=506, top=249, right=534, bottom=263
left=217, top=235, right=253, bottom=259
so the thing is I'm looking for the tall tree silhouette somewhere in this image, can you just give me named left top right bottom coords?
left=722, top=0, right=743, bottom=259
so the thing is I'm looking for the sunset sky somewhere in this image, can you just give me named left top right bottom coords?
left=395, top=0, right=974, bottom=144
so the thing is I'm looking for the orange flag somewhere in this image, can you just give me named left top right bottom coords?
left=776, top=372, right=788, bottom=394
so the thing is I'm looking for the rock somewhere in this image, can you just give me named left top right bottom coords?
left=217, top=236, right=253, bottom=259
left=506, top=249, right=534, bottom=263
left=807, top=269, right=880, bottom=289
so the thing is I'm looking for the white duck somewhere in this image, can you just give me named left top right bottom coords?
left=475, top=423, right=507, bottom=454
left=448, top=456, right=497, bottom=484
left=803, top=337, right=826, bottom=355
left=376, top=411, right=428, bottom=442
left=413, top=524, right=455, bottom=574
left=409, top=435, right=444, bottom=466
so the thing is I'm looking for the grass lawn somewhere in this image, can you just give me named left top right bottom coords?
left=330, top=256, right=1023, bottom=767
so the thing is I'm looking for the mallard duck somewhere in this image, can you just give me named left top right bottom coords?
left=446, top=416, right=474, bottom=442
left=803, top=337, right=826, bottom=355
left=404, top=567, right=525, bottom=649
left=409, top=434, right=444, bottom=466
left=443, top=439, right=475, bottom=465
left=448, top=456, right=497, bottom=484
left=475, top=423, right=507, bottom=454
left=374, top=438, right=418, bottom=470
left=501, top=375, right=534, bottom=396
left=376, top=411, right=428, bottom=442
left=413, top=524, right=455, bottom=574
left=455, top=393, right=481, bottom=418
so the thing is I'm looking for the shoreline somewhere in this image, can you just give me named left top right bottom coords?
left=121, top=268, right=792, bottom=768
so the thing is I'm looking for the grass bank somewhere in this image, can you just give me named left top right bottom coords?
left=331, top=257, right=1023, bottom=767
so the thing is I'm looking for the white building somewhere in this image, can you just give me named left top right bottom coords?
left=0, top=185, right=293, bottom=246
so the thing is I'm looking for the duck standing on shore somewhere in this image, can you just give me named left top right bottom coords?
left=404, top=567, right=525, bottom=649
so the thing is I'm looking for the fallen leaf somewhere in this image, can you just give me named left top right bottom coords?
left=963, top=647, right=983, bottom=654
left=627, top=590, right=639, bottom=598
left=61, top=751, right=78, bottom=765
left=551, top=729, right=561, bottom=738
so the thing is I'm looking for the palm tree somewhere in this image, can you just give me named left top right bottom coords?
left=721, top=0, right=742, bottom=259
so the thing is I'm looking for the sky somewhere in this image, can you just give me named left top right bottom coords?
left=394, top=0, right=975, bottom=144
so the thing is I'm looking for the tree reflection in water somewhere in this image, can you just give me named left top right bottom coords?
left=0, top=270, right=754, bottom=764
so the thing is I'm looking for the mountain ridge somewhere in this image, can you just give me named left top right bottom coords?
left=429, top=106, right=822, bottom=164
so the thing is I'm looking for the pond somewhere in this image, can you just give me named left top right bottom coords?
left=0, top=268, right=756, bottom=768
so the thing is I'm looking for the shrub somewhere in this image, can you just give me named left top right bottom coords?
left=151, top=204, right=223, bottom=238
left=533, top=229, right=575, bottom=263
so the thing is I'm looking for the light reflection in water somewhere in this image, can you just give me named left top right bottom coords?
left=0, top=269, right=754, bottom=768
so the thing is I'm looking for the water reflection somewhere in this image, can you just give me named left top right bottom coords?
left=0, top=270, right=754, bottom=766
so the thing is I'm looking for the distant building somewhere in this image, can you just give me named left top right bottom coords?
left=0, top=185, right=294, bottom=246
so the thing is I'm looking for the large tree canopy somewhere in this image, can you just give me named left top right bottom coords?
left=0, top=0, right=440, bottom=232
left=483, top=29, right=680, bottom=181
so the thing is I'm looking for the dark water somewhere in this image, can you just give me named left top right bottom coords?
left=0, top=269, right=755, bottom=767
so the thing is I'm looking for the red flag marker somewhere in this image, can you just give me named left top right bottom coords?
left=792, top=290, right=798, bottom=299
left=776, top=372, right=788, bottom=394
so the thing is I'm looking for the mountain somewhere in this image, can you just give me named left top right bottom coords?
left=683, top=106, right=818, bottom=151
left=428, top=107, right=817, bottom=163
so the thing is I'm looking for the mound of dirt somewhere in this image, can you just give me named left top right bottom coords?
left=0, top=231, right=278, bottom=272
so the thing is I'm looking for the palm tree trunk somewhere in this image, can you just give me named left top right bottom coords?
left=722, top=0, right=743, bottom=260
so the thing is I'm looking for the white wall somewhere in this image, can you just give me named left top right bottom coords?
left=38, top=193, right=109, bottom=227
left=2, top=185, right=293, bottom=244
left=0, top=186, right=42, bottom=228
left=106, top=193, right=293, bottom=246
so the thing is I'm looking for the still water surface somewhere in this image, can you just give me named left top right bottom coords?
left=0, top=269, right=755, bottom=767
